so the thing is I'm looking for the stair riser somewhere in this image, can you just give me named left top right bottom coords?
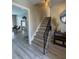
left=32, top=40, right=43, bottom=48
left=39, top=26, right=46, bottom=28
left=34, top=36, right=43, bottom=40
left=38, top=27, right=46, bottom=30
left=37, top=30, right=45, bottom=34
left=36, top=31, right=44, bottom=34
left=42, top=20, right=49, bottom=22
left=35, top=35, right=43, bottom=39
left=38, top=28, right=46, bottom=31
left=41, top=22, right=47, bottom=24
left=40, top=25, right=47, bottom=27
left=32, top=39, right=48, bottom=50
left=33, top=38, right=44, bottom=45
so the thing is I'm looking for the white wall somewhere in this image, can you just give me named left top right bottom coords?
left=12, top=0, right=41, bottom=44
left=34, top=3, right=50, bottom=19
left=51, top=2, right=66, bottom=32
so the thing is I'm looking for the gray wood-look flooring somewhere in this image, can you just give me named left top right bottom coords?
left=12, top=32, right=66, bottom=59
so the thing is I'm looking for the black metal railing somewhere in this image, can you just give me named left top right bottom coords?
left=43, top=17, right=51, bottom=55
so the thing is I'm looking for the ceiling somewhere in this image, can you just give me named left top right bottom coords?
left=12, top=0, right=65, bottom=15
left=12, top=5, right=28, bottom=16
left=28, top=0, right=65, bottom=5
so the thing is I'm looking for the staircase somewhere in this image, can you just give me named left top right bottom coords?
left=31, top=17, right=66, bottom=59
left=32, top=17, right=51, bottom=54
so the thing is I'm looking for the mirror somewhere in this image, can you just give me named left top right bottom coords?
left=60, top=10, right=66, bottom=24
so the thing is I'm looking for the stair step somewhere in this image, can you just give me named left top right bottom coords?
left=41, top=22, right=48, bottom=25
left=40, top=24, right=47, bottom=27
left=37, top=30, right=45, bottom=33
left=40, top=26, right=46, bottom=28
left=36, top=31, right=44, bottom=34
left=32, top=39, right=43, bottom=48
left=38, top=27, right=46, bottom=30
left=32, top=39, right=49, bottom=55
left=34, top=37, right=44, bottom=44
left=31, top=42, right=43, bottom=54
left=35, top=33, right=43, bottom=39
left=34, top=35, right=43, bottom=40
left=41, top=23, right=48, bottom=25
left=43, top=21, right=49, bottom=23
left=38, top=28, right=46, bottom=31
left=42, top=20, right=48, bottom=22
left=37, top=30, right=45, bottom=34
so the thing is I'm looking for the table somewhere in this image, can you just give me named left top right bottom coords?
left=53, top=32, right=66, bottom=47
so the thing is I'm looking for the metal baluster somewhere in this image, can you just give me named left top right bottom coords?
left=43, top=18, right=51, bottom=55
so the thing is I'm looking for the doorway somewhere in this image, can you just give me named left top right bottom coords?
left=12, top=4, right=29, bottom=43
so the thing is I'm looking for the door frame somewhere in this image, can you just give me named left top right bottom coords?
left=12, top=2, right=31, bottom=44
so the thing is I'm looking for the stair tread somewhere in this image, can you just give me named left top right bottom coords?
left=36, top=33, right=43, bottom=37
left=34, top=35, right=43, bottom=40
left=34, top=37, right=44, bottom=43
left=32, top=39, right=43, bottom=48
